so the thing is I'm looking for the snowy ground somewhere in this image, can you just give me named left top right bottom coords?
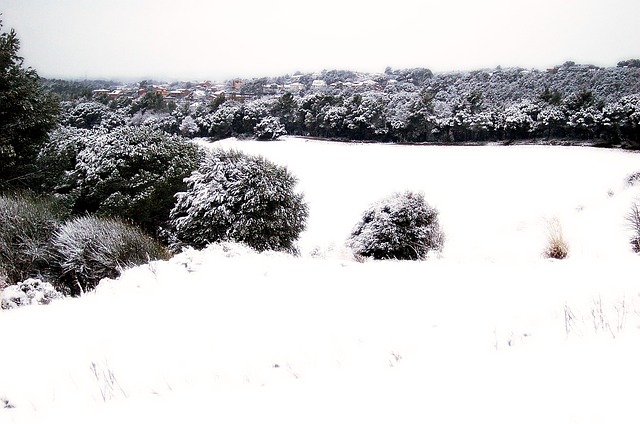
left=2, top=137, right=640, bottom=423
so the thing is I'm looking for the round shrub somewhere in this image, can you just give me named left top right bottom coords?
left=346, top=191, right=444, bottom=260
left=169, top=149, right=308, bottom=252
left=51, top=216, right=170, bottom=295
left=0, top=193, right=67, bottom=285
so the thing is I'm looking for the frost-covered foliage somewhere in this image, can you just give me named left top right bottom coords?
left=254, top=116, right=286, bottom=140
left=35, top=126, right=91, bottom=197
left=208, top=101, right=243, bottom=138
left=170, top=149, right=308, bottom=252
left=45, top=64, right=640, bottom=146
left=0, top=193, right=66, bottom=286
left=0, top=278, right=62, bottom=309
left=69, top=126, right=203, bottom=233
left=179, top=115, right=199, bottom=137
left=347, top=191, right=444, bottom=260
left=51, top=216, right=170, bottom=296
left=63, top=101, right=125, bottom=130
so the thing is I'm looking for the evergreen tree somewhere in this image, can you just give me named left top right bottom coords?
left=0, top=20, right=59, bottom=189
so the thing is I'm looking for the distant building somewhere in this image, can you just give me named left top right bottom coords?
left=92, top=89, right=110, bottom=97
left=284, top=82, right=304, bottom=92
left=311, top=79, right=327, bottom=90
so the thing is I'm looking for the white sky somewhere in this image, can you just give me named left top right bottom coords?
left=3, top=0, right=640, bottom=81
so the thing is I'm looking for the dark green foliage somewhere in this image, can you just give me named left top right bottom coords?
left=170, top=149, right=308, bottom=252
left=0, top=193, right=67, bottom=287
left=51, top=215, right=170, bottom=295
left=34, top=126, right=88, bottom=198
left=39, top=126, right=204, bottom=234
left=272, top=92, right=298, bottom=133
left=0, top=21, right=59, bottom=189
left=130, top=91, right=168, bottom=114
left=539, top=86, right=562, bottom=105
left=347, top=191, right=444, bottom=260
left=618, top=59, right=640, bottom=68
left=64, top=101, right=115, bottom=129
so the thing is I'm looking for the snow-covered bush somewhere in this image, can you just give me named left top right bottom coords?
left=72, top=126, right=203, bottom=234
left=346, top=191, right=444, bottom=260
left=254, top=116, right=286, bottom=140
left=0, top=193, right=66, bottom=285
left=169, top=149, right=308, bottom=253
left=51, top=216, right=170, bottom=295
left=1, top=278, right=62, bottom=309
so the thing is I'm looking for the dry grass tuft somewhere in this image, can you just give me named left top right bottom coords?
left=543, top=217, right=569, bottom=259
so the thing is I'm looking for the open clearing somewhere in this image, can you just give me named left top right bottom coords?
left=2, top=138, right=640, bottom=423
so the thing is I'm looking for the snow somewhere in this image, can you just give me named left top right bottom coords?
left=3, top=137, right=640, bottom=423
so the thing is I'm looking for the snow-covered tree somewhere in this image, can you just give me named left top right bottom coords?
left=169, top=149, right=308, bottom=252
left=209, top=101, right=242, bottom=138
left=347, top=191, right=444, bottom=260
left=536, top=105, right=567, bottom=139
left=254, top=116, right=286, bottom=140
left=502, top=101, right=538, bottom=139
left=64, top=101, right=125, bottom=129
left=179, top=115, right=199, bottom=137
left=344, top=92, right=388, bottom=140
left=71, top=126, right=204, bottom=233
left=602, top=94, right=640, bottom=145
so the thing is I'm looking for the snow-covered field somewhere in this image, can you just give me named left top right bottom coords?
left=3, top=137, right=640, bottom=423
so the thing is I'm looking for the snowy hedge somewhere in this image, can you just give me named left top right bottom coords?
left=51, top=216, right=170, bottom=295
left=169, top=149, right=308, bottom=252
left=347, top=191, right=444, bottom=260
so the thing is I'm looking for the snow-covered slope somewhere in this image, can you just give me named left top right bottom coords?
left=2, top=138, right=640, bottom=423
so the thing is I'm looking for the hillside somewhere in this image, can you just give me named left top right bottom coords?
left=45, top=61, right=640, bottom=146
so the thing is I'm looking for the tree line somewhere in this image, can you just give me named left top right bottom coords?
left=49, top=63, right=640, bottom=147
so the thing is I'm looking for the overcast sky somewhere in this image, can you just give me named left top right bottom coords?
left=3, top=0, right=640, bottom=82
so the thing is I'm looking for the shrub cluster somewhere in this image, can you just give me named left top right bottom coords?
left=0, top=194, right=168, bottom=297
left=34, top=126, right=204, bottom=236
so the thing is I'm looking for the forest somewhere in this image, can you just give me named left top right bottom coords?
left=45, top=61, right=640, bottom=147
